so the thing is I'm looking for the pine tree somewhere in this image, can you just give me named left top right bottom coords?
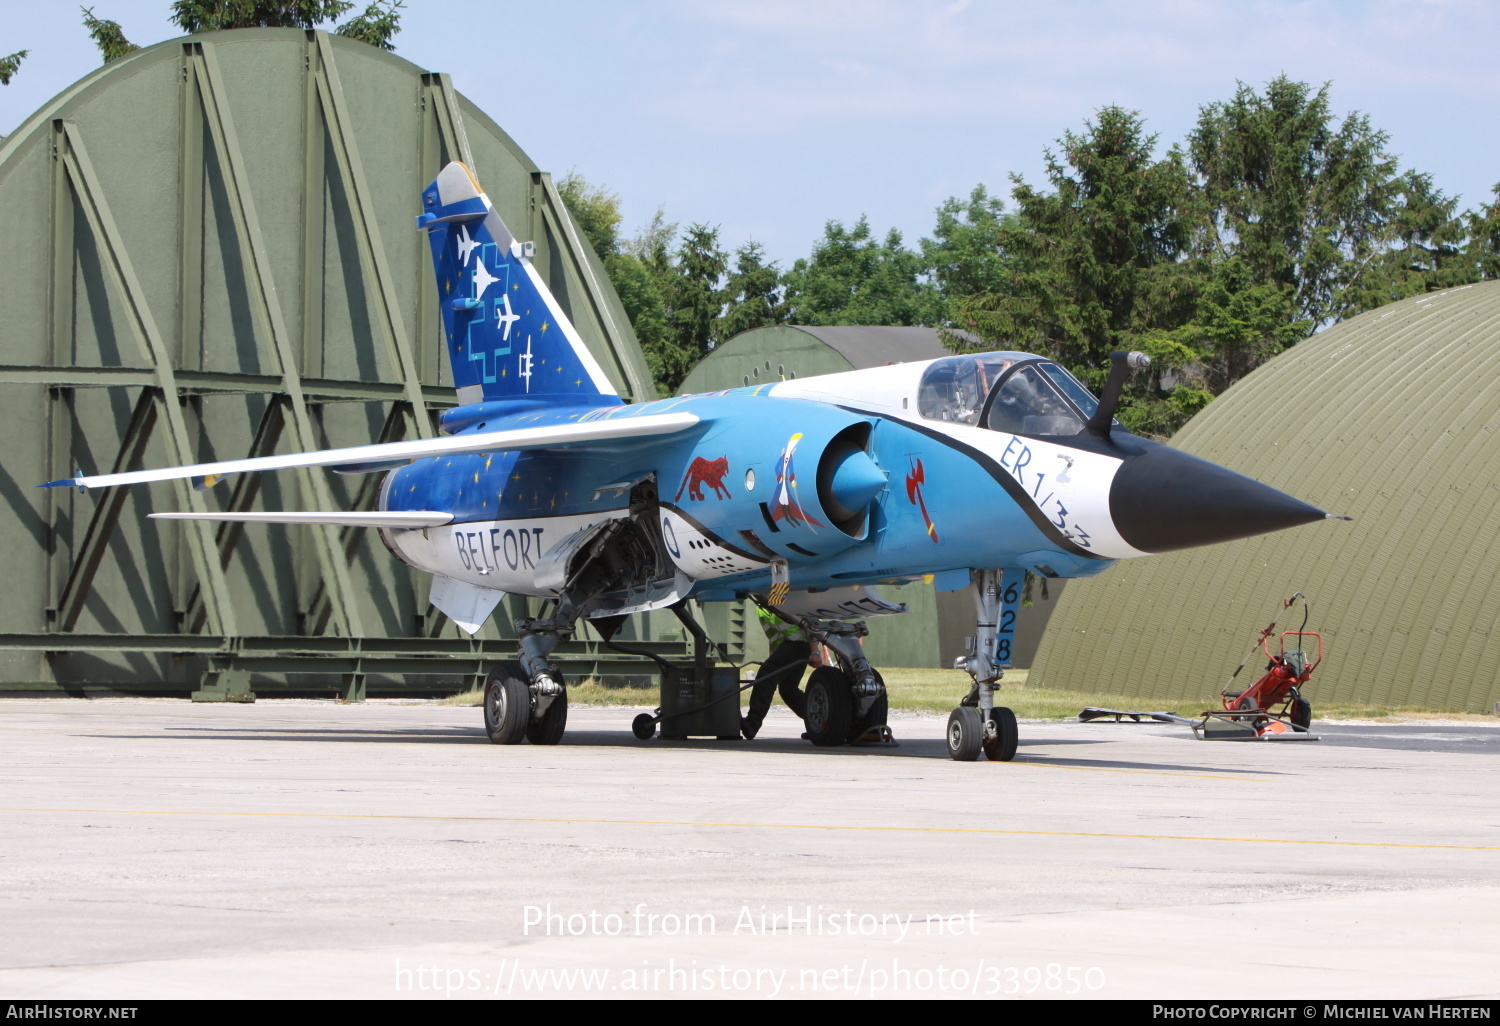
left=952, top=107, right=1201, bottom=431
left=84, top=0, right=404, bottom=65
left=81, top=8, right=140, bottom=62
left=1464, top=185, right=1500, bottom=282
left=663, top=223, right=729, bottom=379
left=0, top=49, right=27, bottom=85
left=718, top=241, right=785, bottom=342
left=1189, top=76, right=1403, bottom=331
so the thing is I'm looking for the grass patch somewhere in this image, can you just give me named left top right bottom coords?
left=440, top=668, right=1492, bottom=721
left=442, top=677, right=657, bottom=708
left=876, top=668, right=1211, bottom=719
left=441, top=668, right=1212, bottom=720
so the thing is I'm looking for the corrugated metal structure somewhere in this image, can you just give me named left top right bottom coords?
left=1031, top=282, right=1500, bottom=713
left=680, top=325, right=952, bottom=394
left=0, top=28, right=726, bottom=698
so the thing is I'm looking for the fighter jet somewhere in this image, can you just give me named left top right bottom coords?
left=46, top=163, right=1338, bottom=761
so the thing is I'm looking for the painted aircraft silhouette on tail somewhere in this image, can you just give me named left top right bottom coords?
left=46, top=162, right=1343, bottom=760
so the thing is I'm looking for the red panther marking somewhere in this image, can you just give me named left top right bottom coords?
left=675, top=456, right=731, bottom=501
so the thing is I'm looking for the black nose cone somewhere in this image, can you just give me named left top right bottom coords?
left=1109, top=441, right=1326, bottom=554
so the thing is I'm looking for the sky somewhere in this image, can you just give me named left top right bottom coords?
left=5, top=0, right=1498, bottom=268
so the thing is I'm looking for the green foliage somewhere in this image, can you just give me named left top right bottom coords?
left=921, top=185, right=1016, bottom=307
left=80, top=1, right=403, bottom=69
left=941, top=79, right=1497, bottom=434
left=1189, top=77, right=1403, bottom=331
left=171, top=0, right=348, bottom=30
left=334, top=1, right=403, bottom=51
left=782, top=216, right=940, bottom=327
left=663, top=223, right=730, bottom=380
left=81, top=7, right=140, bottom=63
left=555, top=77, right=1498, bottom=424
left=603, top=252, right=675, bottom=391
left=0, top=49, right=27, bottom=86
left=1366, top=171, right=1474, bottom=296
left=1187, top=257, right=1307, bottom=392
left=718, top=241, right=786, bottom=341
left=556, top=172, right=623, bottom=259
left=952, top=107, right=1200, bottom=426
left=1468, top=185, right=1500, bottom=281
left=615, top=208, right=682, bottom=393
left=169, top=0, right=402, bottom=47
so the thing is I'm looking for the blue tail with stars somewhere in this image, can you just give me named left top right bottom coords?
left=416, top=162, right=621, bottom=410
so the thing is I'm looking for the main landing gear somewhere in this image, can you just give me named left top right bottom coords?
left=794, top=617, right=893, bottom=747
left=622, top=603, right=894, bottom=747
left=947, top=569, right=1020, bottom=762
left=483, top=616, right=573, bottom=746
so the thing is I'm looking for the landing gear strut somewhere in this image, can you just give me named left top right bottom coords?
left=482, top=477, right=685, bottom=747
left=949, top=568, right=1021, bottom=762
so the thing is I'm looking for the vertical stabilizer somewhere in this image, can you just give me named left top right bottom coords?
left=417, top=163, right=621, bottom=409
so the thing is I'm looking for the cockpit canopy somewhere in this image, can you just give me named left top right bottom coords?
left=916, top=354, right=1104, bottom=437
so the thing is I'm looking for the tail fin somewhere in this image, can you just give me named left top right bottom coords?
left=417, top=162, right=621, bottom=409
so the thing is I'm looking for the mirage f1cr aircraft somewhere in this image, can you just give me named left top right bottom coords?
left=47, top=162, right=1340, bottom=761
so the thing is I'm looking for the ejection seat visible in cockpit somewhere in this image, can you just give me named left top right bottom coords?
left=916, top=355, right=1103, bottom=438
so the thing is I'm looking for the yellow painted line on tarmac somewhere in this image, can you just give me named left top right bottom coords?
left=1, top=807, right=1496, bottom=852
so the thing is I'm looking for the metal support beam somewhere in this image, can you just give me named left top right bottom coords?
left=54, top=389, right=158, bottom=631
left=0, top=366, right=459, bottom=404
left=53, top=119, right=238, bottom=636
left=188, top=42, right=364, bottom=637
left=422, top=73, right=476, bottom=174
left=310, top=34, right=434, bottom=437
left=301, top=400, right=408, bottom=633
left=183, top=397, right=287, bottom=633
left=176, top=49, right=205, bottom=370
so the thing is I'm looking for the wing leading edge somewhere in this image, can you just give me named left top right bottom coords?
left=148, top=511, right=453, bottom=527
left=42, top=412, right=699, bottom=491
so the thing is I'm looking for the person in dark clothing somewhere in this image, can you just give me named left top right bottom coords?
left=741, top=606, right=811, bottom=739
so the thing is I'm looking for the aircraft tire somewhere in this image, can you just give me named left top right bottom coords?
left=1290, top=695, right=1312, bottom=731
left=632, top=713, right=656, bottom=740
left=947, top=707, right=982, bottom=762
left=983, top=706, right=1018, bottom=762
left=803, top=666, right=854, bottom=747
left=484, top=664, right=530, bottom=745
left=527, top=685, right=568, bottom=745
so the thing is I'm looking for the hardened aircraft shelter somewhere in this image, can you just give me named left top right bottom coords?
left=0, top=28, right=733, bottom=698
left=1031, top=282, right=1500, bottom=714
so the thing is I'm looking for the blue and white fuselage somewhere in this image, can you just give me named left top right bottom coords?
left=51, top=160, right=1328, bottom=639
left=378, top=369, right=1135, bottom=613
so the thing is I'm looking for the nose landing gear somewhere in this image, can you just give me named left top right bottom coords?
left=947, top=569, right=1022, bottom=762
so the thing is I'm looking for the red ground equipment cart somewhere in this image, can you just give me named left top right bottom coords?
left=1080, top=593, right=1322, bottom=741
left=1192, top=592, right=1321, bottom=740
